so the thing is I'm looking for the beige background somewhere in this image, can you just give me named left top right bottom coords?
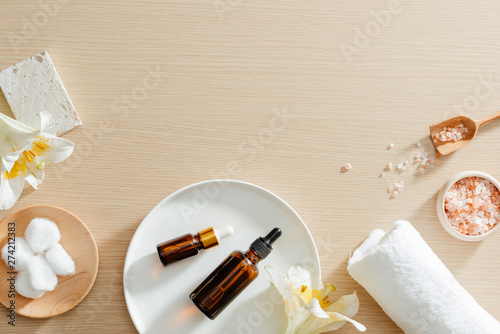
left=1, top=1, right=500, bottom=333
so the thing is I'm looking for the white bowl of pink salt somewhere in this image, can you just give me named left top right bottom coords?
left=437, top=171, right=500, bottom=241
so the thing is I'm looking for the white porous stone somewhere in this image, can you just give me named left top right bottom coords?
left=0, top=51, right=82, bottom=136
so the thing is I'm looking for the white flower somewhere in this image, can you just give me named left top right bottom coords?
left=266, top=265, right=366, bottom=334
left=0, top=112, right=74, bottom=210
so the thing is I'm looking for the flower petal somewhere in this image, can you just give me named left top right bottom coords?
left=288, top=265, right=313, bottom=291
left=285, top=307, right=312, bottom=334
left=2, top=147, right=26, bottom=173
left=25, top=162, right=45, bottom=190
left=0, top=112, right=38, bottom=136
left=295, top=294, right=366, bottom=334
left=265, top=265, right=300, bottom=314
left=310, top=312, right=367, bottom=333
left=305, top=298, right=330, bottom=319
left=0, top=172, right=25, bottom=210
left=38, top=111, right=53, bottom=133
left=37, top=133, right=75, bottom=164
left=325, top=292, right=360, bottom=318
left=0, top=113, right=37, bottom=147
left=0, top=114, right=37, bottom=168
left=289, top=265, right=316, bottom=304
left=294, top=298, right=332, bottom=334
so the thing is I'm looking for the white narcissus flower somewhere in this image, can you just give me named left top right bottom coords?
left=0, top=112, right=74, bottom=210
left=266, top=265, right=366, bottom=334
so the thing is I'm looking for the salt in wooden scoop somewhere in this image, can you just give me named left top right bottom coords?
left=430, top=111, right=500, bottom=155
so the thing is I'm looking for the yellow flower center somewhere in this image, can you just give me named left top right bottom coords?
left=3, top=136, right=50, bottom=180
left=319, top=296, right=332, bottom=309
left=311, top=289, right=331, bottom=308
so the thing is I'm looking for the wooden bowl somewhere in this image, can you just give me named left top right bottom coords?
left=0, top=205, right=98, bottom=318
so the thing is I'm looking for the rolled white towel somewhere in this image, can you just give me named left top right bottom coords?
left=348, top=220, right=500, bottom=334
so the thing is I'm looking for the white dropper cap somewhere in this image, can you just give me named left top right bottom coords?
left=214, top=225, right=234, bottom=242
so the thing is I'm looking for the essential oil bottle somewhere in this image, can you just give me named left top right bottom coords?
left=190, top=227, right=282, bottom=319
left=156, top=226, right=233, bottom=267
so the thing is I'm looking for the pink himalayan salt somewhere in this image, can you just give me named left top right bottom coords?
left=444, top=176, right=500, bottom=236
left=434, top=123, right=468, bottom=143
left=388, top=181, right=404, bottom=198
left=343, top=163, right=352, bottom=171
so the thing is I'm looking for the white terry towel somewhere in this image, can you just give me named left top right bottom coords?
left=347, top=220, right=500, bottom=334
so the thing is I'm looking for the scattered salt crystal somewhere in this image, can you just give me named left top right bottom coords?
left=387, top=143, right=394, bottom=150
left=343, top=163, right=352, bottom=171
left=417, top=142, right=421, bottom=147
left=404, top=160, right=409, bottom=166
left=388, top=181, right=404, bottom=198
left=419, top=168, right=426, bottom=175
left=385, top=162, right=393, bottom=171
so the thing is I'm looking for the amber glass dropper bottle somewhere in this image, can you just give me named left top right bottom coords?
left=156, top=226, right=234, bottom=267
left=190, top=227, right=282, bottom=319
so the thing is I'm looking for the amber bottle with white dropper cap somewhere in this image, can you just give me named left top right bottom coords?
left=156, top=226, right=234, bottom=267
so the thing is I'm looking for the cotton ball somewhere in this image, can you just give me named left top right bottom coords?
left=46, top=243, right=75, bottom=276
left=1, top=237, right=34, bottom=271
left=25, top=218, right=61, bottom=254
left=15, top=271, right=45, bottom=299
left=28, top=255, right=57, bottom=291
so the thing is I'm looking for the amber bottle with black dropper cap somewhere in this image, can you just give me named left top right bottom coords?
left=156, top=226, right=234, bottom=267
left=190, top=227, right=282, bottom=319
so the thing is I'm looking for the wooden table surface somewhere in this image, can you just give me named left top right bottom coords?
left=1, top=1, right=500, bottom=333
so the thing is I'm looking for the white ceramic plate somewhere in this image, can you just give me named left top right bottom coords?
left=123, top=180, right=320, bottom=334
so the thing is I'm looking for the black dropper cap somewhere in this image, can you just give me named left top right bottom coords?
left=250, top=228, right=282, bottom=259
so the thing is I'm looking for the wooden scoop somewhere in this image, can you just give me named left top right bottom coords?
left=430, top=111, right=500, bottom=155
